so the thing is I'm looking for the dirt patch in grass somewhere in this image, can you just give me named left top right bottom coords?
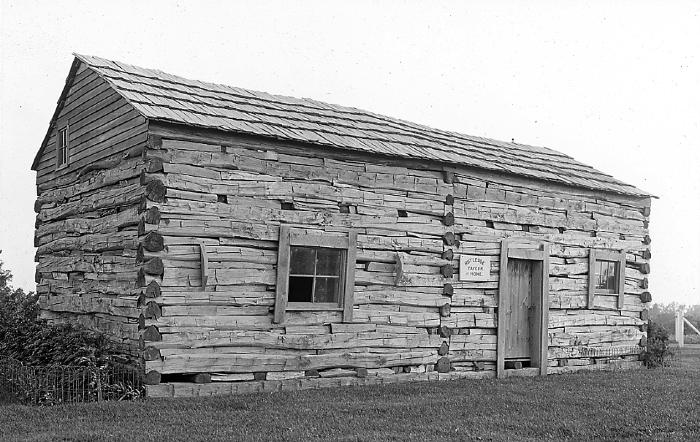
left=1, top=358, right=699, bottom=441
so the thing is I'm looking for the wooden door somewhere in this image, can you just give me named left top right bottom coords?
left=504, top=259, right=535, bottom=360
left=497, top=241, right=549, bottom=377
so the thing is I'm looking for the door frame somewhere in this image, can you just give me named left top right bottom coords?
left=497, top=240, right=550, bottom=378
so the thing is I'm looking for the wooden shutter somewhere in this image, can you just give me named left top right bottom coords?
left=274, top=225, right=292, bottom=323
left=616, top=251, right=626, bottom=309
left=342, top=230, right=357, bottom=322
left=587, top=249, right=598, bottom=309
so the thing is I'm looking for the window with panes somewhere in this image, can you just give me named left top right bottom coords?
left=587, top=249, right=626, bottom=309
left=274, top=226, right=357, bottom=323
left=56, top=126, right=69, bottom=168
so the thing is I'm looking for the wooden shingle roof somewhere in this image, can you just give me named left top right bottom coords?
left=68, top=54, right=649, bottom=196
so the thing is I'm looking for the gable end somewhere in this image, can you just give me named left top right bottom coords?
left=32, top=59, right=148, bottom=187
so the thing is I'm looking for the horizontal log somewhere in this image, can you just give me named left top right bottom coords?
left=150, top=314, right=275, bottom=331
left=35, top=207, right=139, bottom=240
left=154, top=289, right=274, bottom=307
left=37, top=156, right=145, bottom=205
left=38, top=184, right=144, bottom=222
left=37, top=250, right=136, bottom=268
left=43, top=293, right=138, bottom=317
left=548, top=311, right=644, bottom=328
left=157, top=330, right=441, bottom=351
left=146, top=349, right=437, bottom=374
left=146, top=368, right=497, bottom=397
left=354, top=290, right=448, bottom=308
left=37, top=231, right=139, bottom=255
left=162, top=305, right=270, bottom=317
left=351, top=309, right=440, bottom=327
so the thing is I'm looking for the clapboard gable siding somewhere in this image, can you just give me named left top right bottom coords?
left=34, top=62, right=148, bottom=188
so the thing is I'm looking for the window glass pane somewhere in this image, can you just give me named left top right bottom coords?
left=290, top=247, right=315, bottom=275
left=316, top=248, right=343, bottom=276
left=601, top=261, right=609, bottom=289
left=607, top=262, right=618, bottom=291
left=286, top=242, right=347, bottom=305
left=314, top=277, right=341, bottom=303
left=595, top=260, right=605, bottom=289
left=595, top=259, right=618, bottom=291
left=58, top=129, right=67, bottom=165
left=288, top=276, right=313, bottom=302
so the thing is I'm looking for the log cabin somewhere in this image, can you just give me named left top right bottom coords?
left=31, top=54, right=654, bottom=397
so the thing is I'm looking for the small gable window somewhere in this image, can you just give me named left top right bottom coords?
left=56, top=126, right=70, bottom=168
left=587, top=249, right=626, bottom=309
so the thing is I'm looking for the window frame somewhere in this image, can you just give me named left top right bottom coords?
left=587, top=249, right=626, bottom=309
left=274, top=225, right=357, bottom=323
left=56, top=125, right=70, bottom=169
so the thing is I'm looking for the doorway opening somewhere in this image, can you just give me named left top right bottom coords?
left=497, top=241, right=550, bottom=378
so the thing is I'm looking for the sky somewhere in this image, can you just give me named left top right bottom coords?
left=1, top=0, right=698, bottom=305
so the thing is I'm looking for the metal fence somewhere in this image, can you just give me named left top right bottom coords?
left=578, top=345, right=644, bottom=358
left=0, top=356, right=144, bottom=405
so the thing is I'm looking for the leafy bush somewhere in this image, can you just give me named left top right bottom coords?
left=1, top=258, right=144, bottom=404
left=0, top=258, right=133, bottom=368
left=641, top=320, right=674, bottom=368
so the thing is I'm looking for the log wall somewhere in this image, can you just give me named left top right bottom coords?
left=135, top=126, right=651, bottom=395
left=34, top=153, right=155, bottom=351
left=33, top=62, right=151, bottom=351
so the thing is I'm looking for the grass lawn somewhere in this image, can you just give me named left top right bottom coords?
left=1, top=348, right=698, bottom=441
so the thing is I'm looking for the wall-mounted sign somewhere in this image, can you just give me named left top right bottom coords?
left=459, top=255, right=491, bottom=281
